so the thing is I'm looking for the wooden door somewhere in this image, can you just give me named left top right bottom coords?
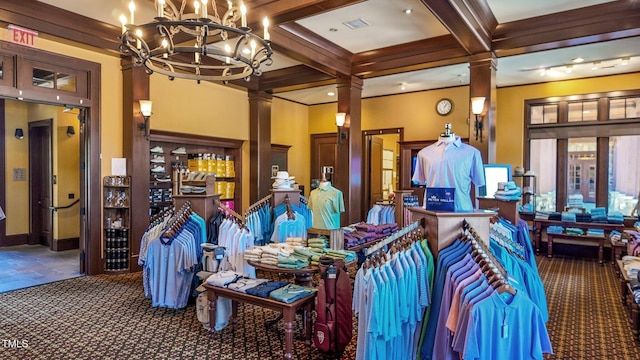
left=29, top=120, right=53, bottom=247
left=310, top=133, right=337, bottom=188
left=368, top=136, right=384, bottom=210
left=568, top=150, right=596, bottom=204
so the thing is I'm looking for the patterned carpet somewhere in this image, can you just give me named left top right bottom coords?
left=0, top=255, right=638, bottom=359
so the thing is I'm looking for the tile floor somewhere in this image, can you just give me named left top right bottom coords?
left=0, top=244, right=82, bottom=293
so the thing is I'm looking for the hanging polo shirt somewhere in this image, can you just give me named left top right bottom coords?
left=309, top=182, right=345, bottom=230
left=411, top=136, right=485, bottom=212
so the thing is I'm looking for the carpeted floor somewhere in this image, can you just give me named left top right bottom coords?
left=0, top=255, right=638, bottom=359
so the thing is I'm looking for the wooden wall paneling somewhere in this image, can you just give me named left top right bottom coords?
left=596, top=137, right=609, bottom=209
left=310, top=133, right=338, bottom=183
left=556, top=139, right=568, bottom=211
left=249, top=90, right=273, bottom=203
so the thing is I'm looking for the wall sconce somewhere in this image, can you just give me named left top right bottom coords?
left=138, top=100, right=153, bottom=141
left=66, top=125, right=75, bottom=137
left=15, top=128, right=24, bottom=140
left=336, top=112, right=347, bottom=144
left=471, top=97, right=486, bottom=142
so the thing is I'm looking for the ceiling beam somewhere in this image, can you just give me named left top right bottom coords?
left=420, top=0, right=496, bottom=55
left=244, top=0, right=365, bottom=26
left=493, top=0, right=640, bottom=57
left=270, top=23, right=352, bottom=76
left=259, top=64, right=334, bottom=92
left=352, top=35, right=469, bottom=78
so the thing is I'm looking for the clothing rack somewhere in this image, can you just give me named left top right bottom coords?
left=218, top=202, right=245, bottom=228
left=284, top=195, right=296, bottom=220
left=364, top=219, right=422, bottom=257
left=463, top=219, right=516, bottom=295
left=244, top=193, right=272, bottom=215
left=149, top=205, right=175, bottom=229
left=162, top=201, right=193, bottom=238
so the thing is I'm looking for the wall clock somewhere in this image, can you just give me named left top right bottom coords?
left=436, top=98, right=453, bottom=116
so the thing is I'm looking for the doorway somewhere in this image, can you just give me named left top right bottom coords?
left=0, top=101, right=83, bottom=293
left=362, top=129, right=403, bottom=213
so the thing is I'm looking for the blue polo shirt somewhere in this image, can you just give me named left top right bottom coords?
left=412, top=136, right=485, bottom=211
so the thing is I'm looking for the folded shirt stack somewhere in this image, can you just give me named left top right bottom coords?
left=607, top=211, right=625, bottom=224
left=206, top=271, right=246, bottom=288
left=561, top=212, right=577, bottom=223
left=269, top=284, right=317, bottom=303
left=623, top=255, right=640, bottom=279
left=286, top=237, right=306, bottom=247
left=586, top=228, right=605, bottom=237
left=535, top=211, right=551, bottom=220
left=308, top=237, right=328, bottom=251
left=610, top=230, right=622, bottom=242
left=590, top=207, right=608, bottom=223
left=322, top=249, right=357, bottom=263
left=227, top=278, right=268, bottom=293
left=565, top=227, right=584, bottom=235
left=575, top=213, right=592, bottom=223
left=547, top=225, right=564, bottom=234
left=245, top=280, right=290, bottom=298
left=548, top=212, right=562, bottom=221
left=277, top=255, right=309, bottom=269
left=494, top=183, right=522, bottom=201
left=244, top=248, right=262, bottom=262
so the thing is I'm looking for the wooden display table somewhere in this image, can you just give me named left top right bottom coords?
left=248, top=260, right=317, bottom=287
left=203, top=283, right=315, bottom=360
left=533, top=219, right=624, bottom=265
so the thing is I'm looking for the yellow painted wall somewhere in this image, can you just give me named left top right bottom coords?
left=149, top=75, right=250, bottom=209
left=496, top=72, right=640, bottom=169
left=271, top=98, right=310, bottom=196
left=4, top=101, right=29, bottom=235
left=309, top=86, right=471, bottom=140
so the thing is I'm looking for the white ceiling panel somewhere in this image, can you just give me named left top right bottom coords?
left=486, top=0, right=616, bottom=23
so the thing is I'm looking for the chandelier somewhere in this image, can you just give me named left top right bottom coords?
left=119, top=0, right=273, bottom=82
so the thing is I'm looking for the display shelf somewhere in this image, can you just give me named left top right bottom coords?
left=103, top=176, right=131, bottom=272
left=513, top=174, right=537, bottom=213
left=148, top=130, right=243, bottom=220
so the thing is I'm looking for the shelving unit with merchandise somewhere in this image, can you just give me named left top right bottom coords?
left=148, top=130, right=243, bottom=218
left=513, top=173, right=537, bottom=215
left=103, top=176, right=131, bottom=273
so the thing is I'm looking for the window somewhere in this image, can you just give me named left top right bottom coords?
left=568, top=101, right=597, bottom=122
left=526, top=90, right=640, bottom=214
left=610, top=97, right=640, bottom=119
left=530, top=104, right=558, bottom=124
left=530, top=139, right=556, bottom=212
left=609, top=135, right=640, bottom=216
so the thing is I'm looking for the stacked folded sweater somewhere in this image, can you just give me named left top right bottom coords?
left=586, top=228, right=605, bottom=237
left=547, top=225, right=564, bottom=234
left=565, top=227, right=584, bottom=235
left=308, top=237, right=328, bottom=252
left=590, top=207, right=607, bottom=223
left=494, top=181, right=522, bottom=201
left=322, top=249, right=357, bottom=263
left=244, top=248, right=262, bottom=262
left=535, top=211, right=551, bottom=220
left=575, top=213, right=592, bottom=223
left=285, top=237, right=306, bottom=247
left=607, top=211, right=625, bottom=224
left=610, top=230, right=622, bottom=242
left=548, top=212, right=562, bottom=221
left=277, top=255, right=309, bottom=269
left=561, top=212, right=576, bottom=223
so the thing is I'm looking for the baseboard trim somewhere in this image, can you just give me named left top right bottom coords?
left=4, top=234, right=29, bottom=246
left=52, top=237, right=79, bottom=251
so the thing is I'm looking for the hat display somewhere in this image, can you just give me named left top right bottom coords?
left=271, top=171, right=296, bottom=189
left=524, top=170, right=536, bottom=176
left=514, top=166, right=525, bottom=176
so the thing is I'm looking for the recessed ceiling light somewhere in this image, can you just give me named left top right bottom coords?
left=404, top=8, right=413, bottom=14
left=327, top=91, right=335, bottom=96
left=572, top=57, right=584, bottom=63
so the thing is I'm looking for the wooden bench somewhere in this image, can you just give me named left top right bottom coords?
left=533, top=219, right=624, bottom=265
left=545, top=232, right=606, bottom=265
left=202, top=283, right=315, bottom=360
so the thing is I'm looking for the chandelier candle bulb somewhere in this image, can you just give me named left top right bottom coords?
left=263, top=17, right=269, bottom=40
left=157, top=0, right=165, bottom=18
left=128, top=1, right=135, bottom=24
left=119, top=14, right=127, bottom=34
left=135, top=29, right=142, bottom=49
left=201, top=0, right=208, bottom=19
left=240, top=3, right=247, bottom=27
left=194, top=0, right=200, bottom=15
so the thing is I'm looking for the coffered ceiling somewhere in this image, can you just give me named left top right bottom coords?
left=13, top=0, right=640, bottom=105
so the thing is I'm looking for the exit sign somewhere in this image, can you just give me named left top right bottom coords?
left=7, top=25, right=38, bottom=48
